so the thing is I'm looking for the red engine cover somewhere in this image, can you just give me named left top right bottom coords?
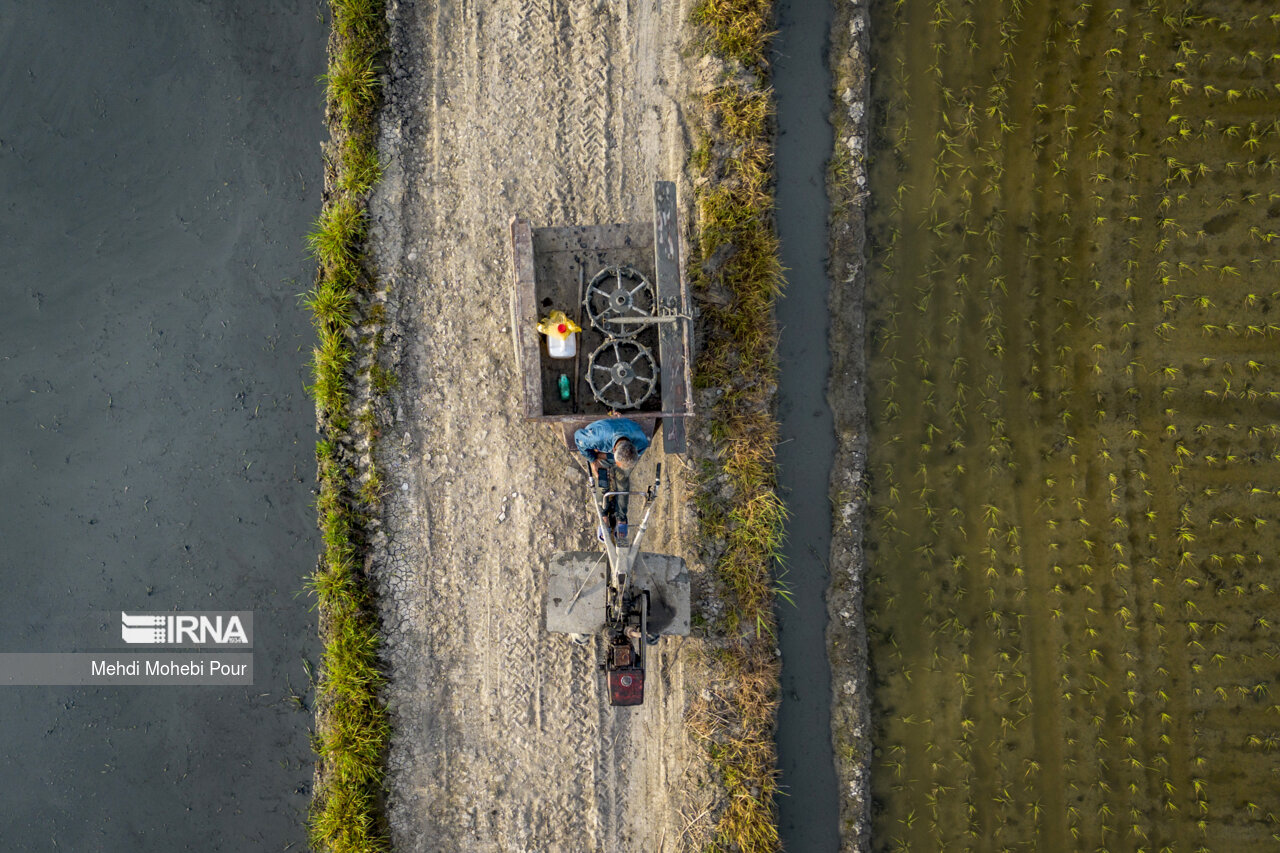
left=608, top=667, right=645, bottom=706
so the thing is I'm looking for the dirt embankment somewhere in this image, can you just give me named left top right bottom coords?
left=363, top=0, right=716, bottom=849
left=826, top=0, right=873, bottom=851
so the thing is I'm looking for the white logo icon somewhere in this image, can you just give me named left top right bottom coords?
left=121, top=612, right=166, bottom=644
left=120, top=612, right=249, bottom=645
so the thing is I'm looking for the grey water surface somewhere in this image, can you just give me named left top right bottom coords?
left=0, top=2, right=324, bottom=848
left=774, top=0, right=841, bottom=849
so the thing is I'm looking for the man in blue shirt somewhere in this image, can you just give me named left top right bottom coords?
left=574, top=416, right=651, bottom=538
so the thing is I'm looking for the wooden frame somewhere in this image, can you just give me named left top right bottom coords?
left=510, top=181, right=692, bottom=454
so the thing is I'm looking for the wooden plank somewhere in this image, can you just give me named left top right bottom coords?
left=652, top=181, right=688, bottom=454
left=547, top=411, right=688, bottom=427
left=511, top=218, right=543, bottom=418
left=532, top=223, right=652, bottom=254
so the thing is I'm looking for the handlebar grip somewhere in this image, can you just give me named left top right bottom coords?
left=655, top=463, right=661, bottom=481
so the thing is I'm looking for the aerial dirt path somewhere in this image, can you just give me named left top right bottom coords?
left=365, top=1, right=702, bottom=850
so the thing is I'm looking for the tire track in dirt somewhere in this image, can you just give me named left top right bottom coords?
left=562, top=1, right=613, bottom=214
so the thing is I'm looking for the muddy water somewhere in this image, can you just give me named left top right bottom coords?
left=773, top=0, right=841, bottom=848
left=0, top=4, right=323, bottom=849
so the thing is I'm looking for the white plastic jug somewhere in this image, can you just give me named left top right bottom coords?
left=547, top=330, right=577, bottom=359
left=537, top=311, right=581, bottom=360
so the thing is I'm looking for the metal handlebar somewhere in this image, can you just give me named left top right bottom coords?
left=590, top=463, right=663, bottom=498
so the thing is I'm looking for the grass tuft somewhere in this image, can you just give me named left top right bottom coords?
left=309, top=327, right=353, bottom=417
left=308, top=197, right=368, bottom=277
left=338, top=133, right=384, bottom=195
left=691, top=0, right=776, bottom=72
left=324, top=51, right=379, bottom=128
left=332, top=0, right=385, bottom=44
left=304, top=280, right=357, bottom=331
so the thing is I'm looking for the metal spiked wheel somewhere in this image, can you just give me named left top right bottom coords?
left=584, top=265, right=655, bottom=338
left=587, top=339, right=658, bottom=410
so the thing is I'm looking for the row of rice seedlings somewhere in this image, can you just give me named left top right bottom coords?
left=1094, top=71, right=1170, bottom=795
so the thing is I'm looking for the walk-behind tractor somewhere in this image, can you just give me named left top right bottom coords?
left=510, top=181, right=692, bottom=706
left=546, top=462, right=689, bottom=705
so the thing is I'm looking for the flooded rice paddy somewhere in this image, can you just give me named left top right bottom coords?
left=0, top=3, right=323, bottom=848
left=860, top=0, right=1280, bottom=849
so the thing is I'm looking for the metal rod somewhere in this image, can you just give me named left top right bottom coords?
left=626, top=469, right=662, bottom=567
left=640, top=589, right=649, bottom=656
left=590, top=480, right=617, bottom=570
left=605, top=314, right=686, bottom=324
left=565, top=551, right=606, bottom=615
left=572, top=262, right=586, bottom=413
left=525, top=411, right=692, bottom=423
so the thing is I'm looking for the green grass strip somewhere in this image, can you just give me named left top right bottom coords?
left=688, top=1, right=785, bottom=850
left=305, top=2, right=390, bottom=851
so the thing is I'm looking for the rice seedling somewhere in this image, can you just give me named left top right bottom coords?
left=308, top=197, right=368, bottom=278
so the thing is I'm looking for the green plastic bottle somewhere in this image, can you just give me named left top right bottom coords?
left=558, top=374, right=570, bottom=401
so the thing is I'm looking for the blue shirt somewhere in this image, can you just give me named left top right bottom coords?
left=574, top=418, right=650, bottom=464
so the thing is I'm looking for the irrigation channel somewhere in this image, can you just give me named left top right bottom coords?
left=0, top=4, right=323, bottom=849
left=774, top=0, right=841, bottom=849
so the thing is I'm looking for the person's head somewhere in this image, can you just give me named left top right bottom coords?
left=614, top=438, right=639, bottom=470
